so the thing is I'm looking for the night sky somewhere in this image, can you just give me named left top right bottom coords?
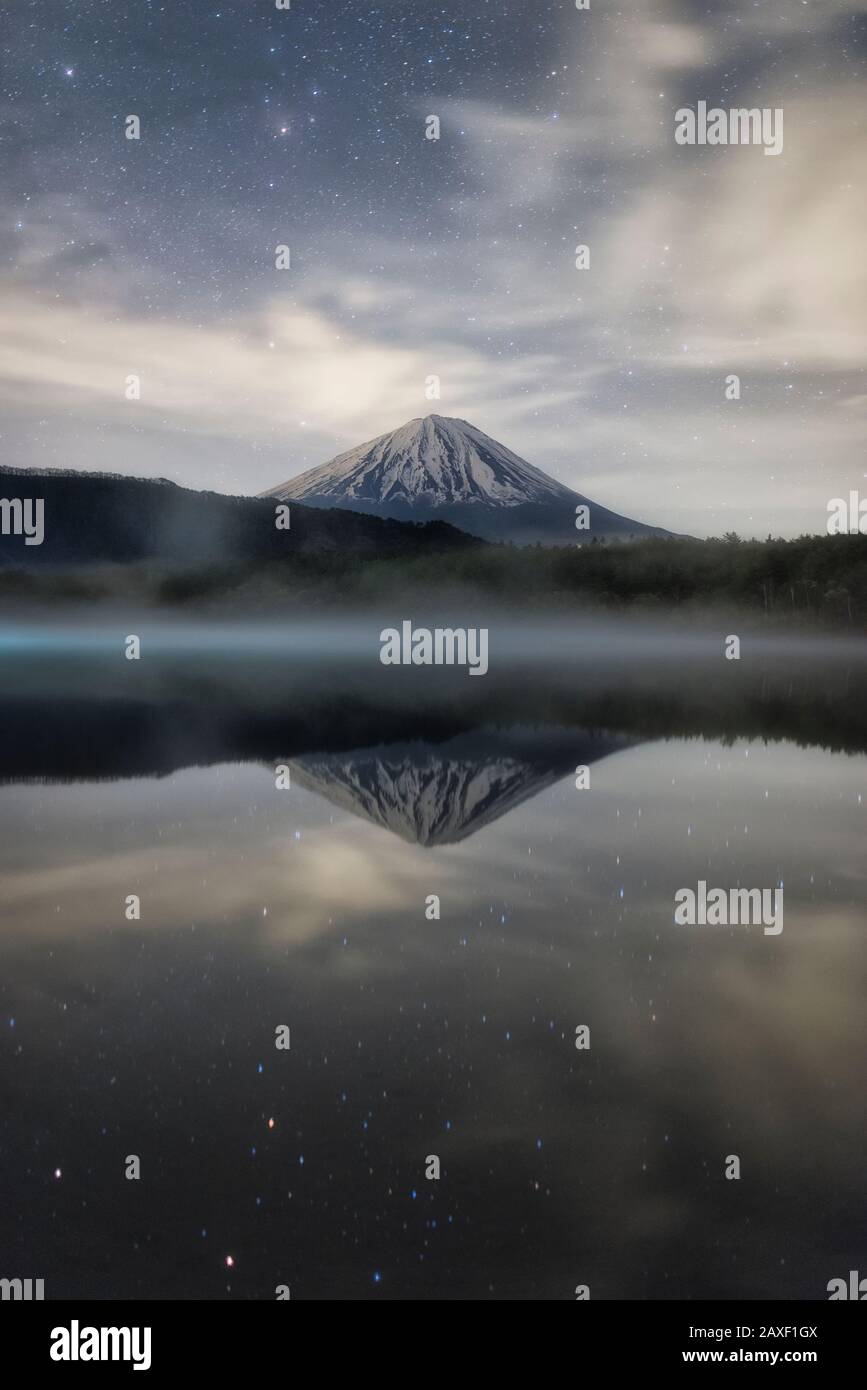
left=1, top=0, right=865, bottom=535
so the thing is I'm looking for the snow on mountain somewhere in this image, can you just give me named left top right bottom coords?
left=263, top=415, right=575, bottom=508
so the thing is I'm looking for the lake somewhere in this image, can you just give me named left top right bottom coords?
left=1, top=618, right=864, bottom=1300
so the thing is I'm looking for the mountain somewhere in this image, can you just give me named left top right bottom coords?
left=0, top=465, right=478, bottom=569
left=262, top=414, right=672, bottom=544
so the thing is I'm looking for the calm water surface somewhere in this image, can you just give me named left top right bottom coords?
left=1, top=624, right=865, bottom=1299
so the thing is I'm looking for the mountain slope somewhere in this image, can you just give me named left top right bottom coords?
left=263, top=414, right=672, bottom=544
left=267, top=415, right=569, bottom=508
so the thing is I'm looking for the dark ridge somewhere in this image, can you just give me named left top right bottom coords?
left=0, top=468, right=483, bottom=569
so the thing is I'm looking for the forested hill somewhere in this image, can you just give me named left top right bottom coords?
left=0, top=466, right=479, bottom=569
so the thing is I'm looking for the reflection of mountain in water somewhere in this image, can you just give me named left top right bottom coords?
left=290, top=728, right=634, bottom=845
left=2, top=637, right=866, bottom=819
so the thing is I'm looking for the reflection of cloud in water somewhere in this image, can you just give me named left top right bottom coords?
left=0, top=735, right=864, bottom=1297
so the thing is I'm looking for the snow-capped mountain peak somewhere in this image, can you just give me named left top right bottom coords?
left=263, top=415, right=574, bottom=509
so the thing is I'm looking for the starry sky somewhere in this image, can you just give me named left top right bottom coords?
left=1, top=0, right=865, bottom=536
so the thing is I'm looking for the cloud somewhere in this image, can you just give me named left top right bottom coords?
left=0, top=288, right=562, bottom=466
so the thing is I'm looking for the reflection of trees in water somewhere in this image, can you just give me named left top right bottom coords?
left=0, top=647, right=865, bottom=788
